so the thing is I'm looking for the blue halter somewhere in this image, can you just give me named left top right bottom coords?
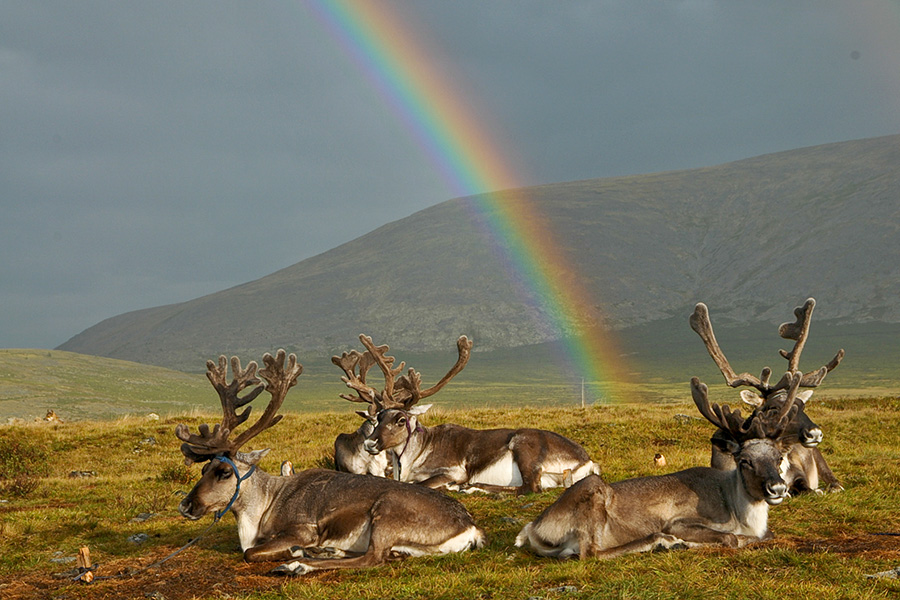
left=214, top=455, right=257, bottom=522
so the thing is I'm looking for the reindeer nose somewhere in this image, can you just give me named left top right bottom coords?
left=178, top=498, right=199, bottom=520
left=801, top=428, right=823, bottom=447
left=765, top=481, right=788, bottom=505
left=363, top=439, right=381, bottom=455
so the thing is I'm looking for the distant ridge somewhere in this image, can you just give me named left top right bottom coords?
left=59, top=135, right=900, bottom=369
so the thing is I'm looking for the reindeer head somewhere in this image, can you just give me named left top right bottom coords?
left=175, top=350, right=302, bottom=520
left=691, top=376, right=794, bottom=505
left=690, top=298, right=842, bottom=447
left=333, top=335, right=472, bottom=456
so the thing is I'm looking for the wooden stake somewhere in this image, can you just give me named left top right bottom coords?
left=76, top=547, right=91, bottom=570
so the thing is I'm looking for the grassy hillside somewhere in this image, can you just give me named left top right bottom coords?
left=0, top=350, right=210, bottom=422
left=1, top=397, right=898, bottom=599
left=58, top=134, right=900, bottom=370
left=5, top=313, right=900, bottom=422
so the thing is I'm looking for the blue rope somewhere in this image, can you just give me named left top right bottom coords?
left=214, top=455, right=256, bottom=522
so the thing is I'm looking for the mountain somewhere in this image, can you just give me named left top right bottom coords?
left=59, top=135, right=900, bottom=370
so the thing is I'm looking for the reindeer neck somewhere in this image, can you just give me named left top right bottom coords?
left=725, top=467, right=769, bottom=538
left=227, top=466, right=281, bottom=550
left=393, top=419, right=431, bottom=481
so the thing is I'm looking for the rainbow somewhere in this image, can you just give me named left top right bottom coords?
left=307, top=0, right=632, bottom=400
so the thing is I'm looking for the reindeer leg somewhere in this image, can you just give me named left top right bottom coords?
left=274, top=540, right=390, bottom=575
left=812, top=447, right=843, bottom=492
left=460, top=482, right=521, bottom=494
left=415, top=473, right=468, bottom=491
left=585, top=533, right=688, bottom=559
left=509, top=433, right=547, bottom=494
left=275, top=494, right=423, bottom=574
left=662, top=522, right=758, bottom=548
left=244, top=524, right=322, bottom=562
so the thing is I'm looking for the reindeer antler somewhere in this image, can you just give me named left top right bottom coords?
left=691, top=299, right=844, bottom=397
left=777, top=298, right=845, bottom=387
left=332, top=349, right=381, bottom=414
left=334, top=335, right=472, bottom=412
left=176, top=350, right=302, bottom=464
left=691, top=375, right=799, bottom=442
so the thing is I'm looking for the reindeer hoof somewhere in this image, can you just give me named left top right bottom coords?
left=289, top=545, right=306, bottom=558
left=272, top=561, right=313, bottom=576
left=652, top=534, right=687, bottom=552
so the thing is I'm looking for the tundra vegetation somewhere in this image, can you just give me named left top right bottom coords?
left=0, top=393, right=898, bottom=599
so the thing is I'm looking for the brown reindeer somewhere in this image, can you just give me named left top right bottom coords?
left=331, top=346, right=390, bottom=477
left=335, top=334, right=599, bottom=494
left=515, top=375, right=802, bottom=559
left=691, top=298, right=844, bottom=494
left=175, top=350, right=484, bottom=575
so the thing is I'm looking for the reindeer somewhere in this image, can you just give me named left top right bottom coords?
left=334, top=334, right=600, bottom=494
left=515, top=375, right=802, bottom=559
left=331, top=348, right=390, bottom=477
left=333, top=411, right=389, bottom=476
left=691, top=299, right=844, bottom=494
left=175, top=350, right=484, bottom=575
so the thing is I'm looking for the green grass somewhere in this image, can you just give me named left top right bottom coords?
left=1, top=395, right=899, bottom=599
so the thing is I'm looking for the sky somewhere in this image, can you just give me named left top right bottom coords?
left=2, top=1, right=899, bottom=350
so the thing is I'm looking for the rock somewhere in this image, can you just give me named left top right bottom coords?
left=867, top=567, right=900, bottom=579
left=129, top=512, right=156, bottom=523
left=68, top=471, right=98, bottom=479
left=128, top=533, right=149, bottom=545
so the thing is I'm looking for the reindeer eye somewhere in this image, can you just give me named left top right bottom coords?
left=396, top=416, right=406, bottom=426
left=217, top=467, right=233, bottom=480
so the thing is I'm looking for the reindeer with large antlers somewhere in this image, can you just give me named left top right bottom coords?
left=176, top=350, right=484, bottom=574
left=331, top=342, right=391, bottom=477
left=690, top=298, right=844, bottom=494
left=334, top=334, right=599, bottom=494
left=515, top=376, right=800, bottom=559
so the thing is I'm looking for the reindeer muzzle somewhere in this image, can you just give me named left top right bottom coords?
left=764, top=481, right=788, bottom=505
left=178, top=497, right=204, bottom=520
left=800, top=427, right=823, bottom=447
left=363, top=438, right=381, bottom=455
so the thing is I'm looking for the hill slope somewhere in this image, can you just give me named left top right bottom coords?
left=59, top=135, right=900, bottom=369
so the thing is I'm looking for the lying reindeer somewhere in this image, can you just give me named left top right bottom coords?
left=331, top=347, right=390, bottom=477
left=515, top=374, right=802, bottom=559
left=333, top=408, right=389, bottom=477
left=175, top=350, right=484, bottom=574
left=334, top=334, right=599, bottom=494
left=691, top=298, right=844, bottom=494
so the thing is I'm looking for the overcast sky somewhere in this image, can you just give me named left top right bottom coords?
left=2, top=1, right=898, bottom=350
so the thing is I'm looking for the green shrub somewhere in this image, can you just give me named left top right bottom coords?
left=0, top=475, right=40, bottom=498
left=157, top=462, right=193, bottom=485
left=0, top=433, right=50, bottom=479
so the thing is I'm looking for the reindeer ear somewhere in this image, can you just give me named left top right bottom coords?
left=408, top=404, right=432, bottom=416
left=711, top=431, right=741, bottom=456
left=740, top=390, right=764, bottom=408
left=238, top=448, right=270, bottom=466
left=355, top=410, right=374, bottom=421
left=795, top=390, right=814, bottom=405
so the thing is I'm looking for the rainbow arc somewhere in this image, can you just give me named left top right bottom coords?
left=308, top=0, right=632, bottom=400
